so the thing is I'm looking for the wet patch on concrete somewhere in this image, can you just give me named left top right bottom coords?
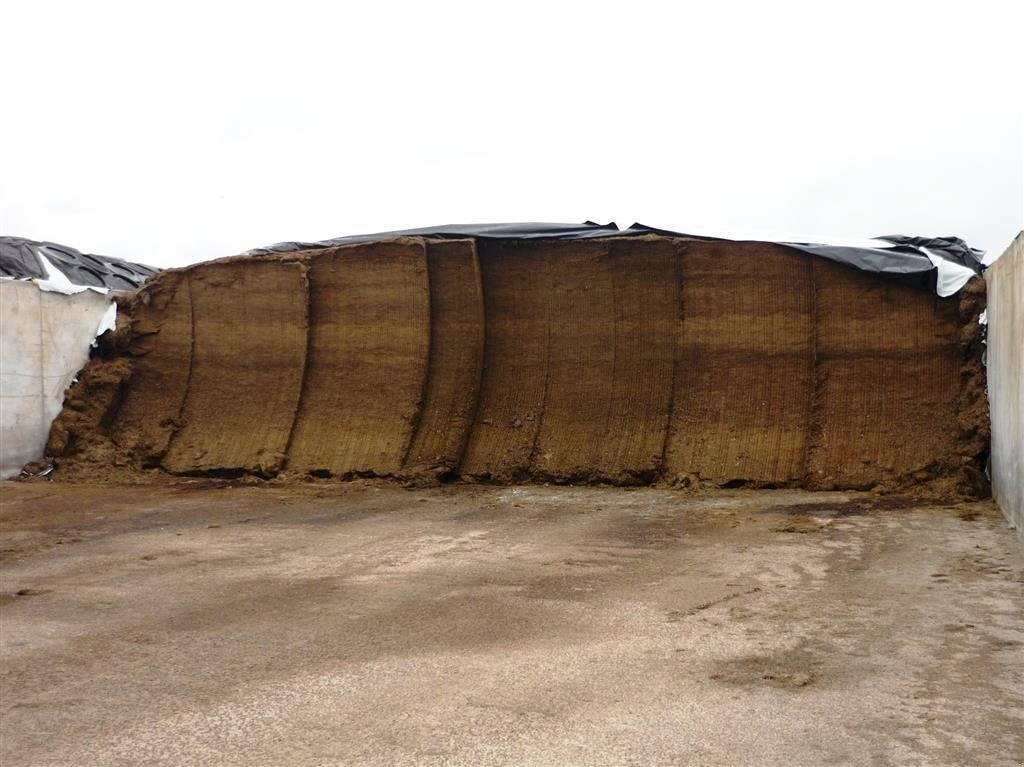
left=767, top=495, right=919, bottom=517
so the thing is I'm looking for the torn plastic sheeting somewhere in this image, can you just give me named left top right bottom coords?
left=0, top=236, right=157, bottom=291
left=34, top=253, right=110, bottom=295
left=921, top=248, right=979, bottom=297
left=244, top=222, right=984, bottom=296
left=92, top=302, right=118, bottom=346
left=876, top=234, right=986, bottom=272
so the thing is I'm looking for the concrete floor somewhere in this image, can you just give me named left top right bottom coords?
left=1, top=481, right=1022, bottom=766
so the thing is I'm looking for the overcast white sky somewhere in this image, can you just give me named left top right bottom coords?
left=3, top=0, right=1022, bottom=268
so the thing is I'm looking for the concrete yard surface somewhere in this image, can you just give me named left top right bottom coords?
left=1, top=481, right=1022, bottom=766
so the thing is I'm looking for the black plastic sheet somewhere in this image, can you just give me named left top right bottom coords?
left=0, top=237, right=158, bottom=291
left=246, top=222, right=984, bottom=295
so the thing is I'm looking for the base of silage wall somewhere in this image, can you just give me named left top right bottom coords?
left=986, top=231, right=1024, bottom=537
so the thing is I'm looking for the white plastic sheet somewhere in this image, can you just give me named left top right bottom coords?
left=34, top=253, right=111, bottom=295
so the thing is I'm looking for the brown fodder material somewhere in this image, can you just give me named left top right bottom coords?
left=665, top=241, right=815, bottom=486
left=161, top=260, right=309, bottom=476
left=40, top=280, right=187, bottom=482
left=531, top=239, right=619, bottom=479
left=286, top=239, right=430, bottom=477
left=37, top=235, right=989, bottom=500
left=530, top=237, right=683, bottom=482
left=806, top=259, right=960, bottom=493
left=403, top=240, right=485, bottom=474
left=44, top=355, right=134, bottom=477
left=595, top=237, right=680, bottom=481
left=459, top=240, right=552, bottom=480
left=460, top=236, right=683, bottom=483
left=953, top=277, right=990, bottom=497
left=110, top=271, right=193, bottom=467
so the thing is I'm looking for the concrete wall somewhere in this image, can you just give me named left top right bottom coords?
left=986, top=231, right=1024, bottom=536
left=0, top=280, right=114, bottom=478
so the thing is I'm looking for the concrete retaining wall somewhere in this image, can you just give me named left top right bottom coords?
left=0, top=280, right=114, bottom=478
left=986, top=231, right=1024, bottom=536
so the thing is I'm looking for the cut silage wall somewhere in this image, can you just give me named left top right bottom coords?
left=44, top=235, right=988, bottom=497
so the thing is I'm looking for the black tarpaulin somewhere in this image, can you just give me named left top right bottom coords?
left=0, top=237, right=158, bottom=291
left=245, top=222, right=984, bottom=296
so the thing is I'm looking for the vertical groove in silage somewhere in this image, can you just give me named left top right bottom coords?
left=286, top=239, right=431, bottom=476
left=162, top=260, right=309, bottom=475
left=459, top=240, right=550, bottom=480
left=403, top=239, right=484, bottom=471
